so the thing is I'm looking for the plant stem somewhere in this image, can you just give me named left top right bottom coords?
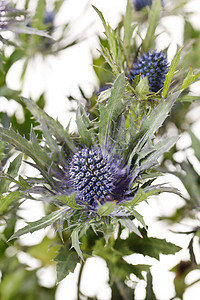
left=77, top=259, right=86, bottom=300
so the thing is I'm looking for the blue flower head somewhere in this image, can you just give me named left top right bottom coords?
left=130, top=50, right=169, bottom=93
left=69, top=147, right=132, bottom=210
left=133, top=0, right=164, bottom=11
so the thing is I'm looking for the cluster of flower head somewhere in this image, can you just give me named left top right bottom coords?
left=68, top=147, right=131, bottom=209
left=130, top=49, right=169, bottom=93
left=133, top=0, right=164, bottom=11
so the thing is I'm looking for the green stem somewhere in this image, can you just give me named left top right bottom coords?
left=77, top=259, right=86, bottom=300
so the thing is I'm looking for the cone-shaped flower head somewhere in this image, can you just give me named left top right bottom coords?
left=68, top=147, right=131, bottom=209
left=130, top=50, right=169, bottom=93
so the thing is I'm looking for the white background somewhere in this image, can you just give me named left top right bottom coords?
left=2, top=0, right=200, bottom=299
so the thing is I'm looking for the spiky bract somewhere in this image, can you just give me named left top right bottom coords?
left=130, top=50, right=169, bottom=93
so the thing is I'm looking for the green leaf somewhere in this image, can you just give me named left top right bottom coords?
left=135, top=76, right=149, bottom=100
left=145, top=271, right=157, bottom=300
left=118, top=229, right=182, bottom=260
left=92, top=6, right=117, bottom=63
left=0, top=153, right=23, bottom=193
left=0, top=191, right=23, bottom=213
left=124, top=1, right=135, bottom=50
left=142, top=0, right=161, bottom=51
left=8, top=207, right=67, bottom=240
left=71, top=228, right=83, bottom=260
left=127, top=91, right=180, bottom=166
left=99, top=73, right=127, bottom=151
left=97, top=201, right=116, bottom=216
left=21, top=97, right=76, bottom=152
left=76, top=105, right=94, bottom=147
left=119, top=218, right=142, bottom=237
left=132, top=210, right=147, bottom=229
left=139, top=136, right=179, bottom=171
left=181, top=67, right=200, bottom=90
left=56, top=194, right=82, bottom=209
left=162, top=48, right=182, bottom=98
left=54, top=246, right=79, bottom=282
left=0, top=128, right=51, bottom=170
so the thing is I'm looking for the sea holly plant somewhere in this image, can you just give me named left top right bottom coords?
left=0, top=73, right=181, bottom=261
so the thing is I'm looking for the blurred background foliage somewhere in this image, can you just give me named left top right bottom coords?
left=0, top=0, right=200, bottom=299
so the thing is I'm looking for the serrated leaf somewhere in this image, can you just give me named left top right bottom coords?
left=54, top=246, right=79, bottom=282
left=8, top=207, right=67, bottom=240
left=127, top=92, right=180, bottom=167
left=162, top=48, right=182, bottom=98
left=120, top=229, right=182, bottom=260
left=0, top=191, right=23, bottom=213
left=0, top=153, right=23, bottom=193
left=119, top=218, right=142, bottom=237
left=132, top=210, right=147, bottom=229
left=97, top=201, right=116, bottom=216
left=71, top=228, right=83, bottom=260
left=181, top=67, right=200, bottom=90
left=139, top=136, right=179, bottom=171
left=92, top=6, right=117, bottom=62
left=99, top=73, right=127, bottom=151
left=0, top=128, right=51, bottom=170
left=21, top=97, right=76, bottom=152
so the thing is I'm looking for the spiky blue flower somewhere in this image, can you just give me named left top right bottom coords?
left=133, top=0, right=164, bottom=11
left=130, top=50, right=169, bottom=93
left=68, top=147, right=132, bottom=209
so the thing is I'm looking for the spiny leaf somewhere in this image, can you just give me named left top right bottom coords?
left=181, top=67, right=200, bottom=90
left=0, top=153, right=23, bottom=193
left=8, top=207, right=67, bottom=240
left=76, top=105, right=94, bottom=147
left=21, top=97, right=76, bottom=152
left=54, top=246, right=80, bottom=282
left=162, top=47, right=182, bottom=98
left=0, top=191, right=23, bottom=213
left=99, top=73, right=127, bottom=151
left=0, top=127, right=51, bottom=169
left=127, top=91, right=180, bottom=166
left=92, top=6, right=117, bottom=62
left=119, top=218, right=142, bottom=237
left=71, top=228, right=83, bottom=260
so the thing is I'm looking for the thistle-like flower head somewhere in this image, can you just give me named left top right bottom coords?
left=130, top=50, right=169, bottom=93
left=68, top=147, right=131, bottom=209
